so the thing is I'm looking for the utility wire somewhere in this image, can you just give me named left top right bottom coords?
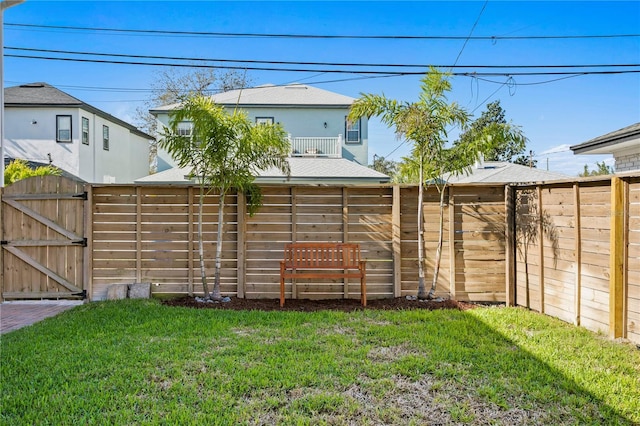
left=6, top=22, right=640, bottom=40
left=7, top=53, right=640, bottom=76
left=7, top=47, right=637, bottom=70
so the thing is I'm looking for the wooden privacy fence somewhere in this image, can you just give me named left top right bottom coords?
left=512, top=174, right=640, bottom=343
left=88, top=183, right=507, bottom=303
left=2, top=174, right=638, bottom=344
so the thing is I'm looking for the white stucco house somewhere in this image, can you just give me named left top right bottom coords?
left=570, top=123, right=640, bottom=172
left=144, top=83, right=389, bottom=184
left=3, top=82, right=153, bottom=183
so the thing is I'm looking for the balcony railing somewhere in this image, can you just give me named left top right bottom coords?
left=289, top=134, right=343, bottom=158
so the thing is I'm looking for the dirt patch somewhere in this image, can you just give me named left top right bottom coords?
left=162, top=296, right=479, bottom=312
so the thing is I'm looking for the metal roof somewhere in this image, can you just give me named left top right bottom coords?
left=445, top=161, right=571, bottom=184
left=151, top=84, right=356, bottom=113
left=136, top=157, right=389, bottom=184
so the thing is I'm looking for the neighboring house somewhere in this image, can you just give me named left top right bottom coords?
left=147, top=83, right=387, bottom=184
left=570, top=122, right=640, bottom=172
left=445, top=157, right=570, bottom=184
left=3, top=82, right=153, bottom=183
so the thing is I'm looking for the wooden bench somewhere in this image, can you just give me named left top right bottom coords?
left=280, top=242, right=367, bottom=307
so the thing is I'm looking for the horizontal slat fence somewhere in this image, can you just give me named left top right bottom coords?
left=5, top=174, right=640, bottom=344
left=513, top=174, right=640, bottom=343
left=87, top=183, right=507, bottom=302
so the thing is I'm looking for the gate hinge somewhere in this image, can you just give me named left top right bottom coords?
left=0, top=240, right=7, bottom=245
left=72, top=290, right=87, bottom=299
left=72, top=238, right=88, bottom=247
left=72, top=192, right=88, bottom=200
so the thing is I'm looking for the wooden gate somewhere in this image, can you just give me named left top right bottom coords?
left=1, top=176, right=87, bottom=299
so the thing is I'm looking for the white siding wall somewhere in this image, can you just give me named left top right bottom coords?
left=155, top=106, right=368, bottom=171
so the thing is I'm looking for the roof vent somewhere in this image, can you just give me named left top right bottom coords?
left=20, top=83, right=46, bottom=88
left=285, top=85, right=307, bottom=89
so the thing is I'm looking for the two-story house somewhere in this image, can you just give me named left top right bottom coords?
left=3, top=82, right=153, bottom=183
left=142, top=83, right=389, bottom=184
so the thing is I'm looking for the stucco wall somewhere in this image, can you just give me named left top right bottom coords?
left=5, top=107, right=149, bottom=183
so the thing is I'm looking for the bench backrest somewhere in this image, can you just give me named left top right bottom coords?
left=283, top=243, right=361, bottom=269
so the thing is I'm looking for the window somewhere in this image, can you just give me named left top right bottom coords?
left=103, top=125, right=109, bottom=151
left=82, top=117, right=89, bottom=145
left=177, top=122, right=192, bottom=136
left=256, top=117, right=274, bottom=126
left=56, top=115, right=72, bottom=143
left=346, top=117, right=360, bottom=144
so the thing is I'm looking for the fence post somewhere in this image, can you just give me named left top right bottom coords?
left=505, top=185, right=516, bottom=307
left=573, top=183, right=582, bottom=326
left=84, top=184, right=93, bottom=301
left=392, top=185, right=402, bottom=297
left=136, top=186, right=142, bottom=283
left=609, top=176, right=625, bottom=339
left=537, top=185, right=545, bottom=314
left=448, top=187, right=456, bottom=300
left=0, top=186, right=4, bottom=302
left=342, top=187, right=349, bottom=299
left=237, top=190, right=246, bottom=299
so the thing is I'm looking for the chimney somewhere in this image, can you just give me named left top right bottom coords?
left=475, top=152, right=485, bottom=169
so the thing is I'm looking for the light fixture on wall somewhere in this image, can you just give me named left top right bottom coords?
left=323, top=122, right=327, bottom=128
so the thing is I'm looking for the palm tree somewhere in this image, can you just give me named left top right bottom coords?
left=348, top=68, right=473, bottom=299
left=160, top=95, right=290, bottom=300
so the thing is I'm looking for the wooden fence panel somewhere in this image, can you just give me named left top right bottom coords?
left=627, top=179, right=640, bottom=343
left=1, top=176, right=86, bottom=299
left=244, top=186, right=292, bottom=299
left=514, top=176, right=640, bottom=345
left=451, top=185, right=506, bottom=302
left=578, top=183, right=611, bottom=334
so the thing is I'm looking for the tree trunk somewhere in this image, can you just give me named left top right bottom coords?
left=211, top=191, right=225, bottom=301
left=428, top=185, right=447, bottom=299
left=197, top=182, right=209, bottom=298
left=417, top=162, right=427, bottom=299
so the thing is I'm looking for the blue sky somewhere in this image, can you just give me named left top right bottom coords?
left=4, top=0, right=639, bottom=176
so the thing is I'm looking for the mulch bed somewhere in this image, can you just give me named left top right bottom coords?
left=162, top=296, right=479, bottom=312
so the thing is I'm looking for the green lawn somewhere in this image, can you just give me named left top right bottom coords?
left=1, top=299, right=638, bottom=425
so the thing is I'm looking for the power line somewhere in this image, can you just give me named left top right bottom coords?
left=6, top=22, right=640, bottom=40
left=9, top=47, right=637, bottom=70
left=6, top=52, right=640, bottom=77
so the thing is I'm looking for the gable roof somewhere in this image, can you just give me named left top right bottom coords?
left=150, top=84, right=356, bottom=113
left=5, top=82, right=154, bottom=140
left=135, top=157, right=390, bottom=184
left=445, top=161, right=570, bottom=184
left=570, top=122, right=640, bottom=155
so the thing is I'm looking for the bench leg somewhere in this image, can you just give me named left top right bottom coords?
left=360, top=261, right=367, bottom=307
left=280, top=262, right=285, bottom=308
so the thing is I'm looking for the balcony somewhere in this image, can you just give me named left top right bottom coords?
left=289, top=134, right=343, bottom=158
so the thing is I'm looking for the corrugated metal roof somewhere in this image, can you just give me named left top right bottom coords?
left=152, top=84, right=356, bottom=112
